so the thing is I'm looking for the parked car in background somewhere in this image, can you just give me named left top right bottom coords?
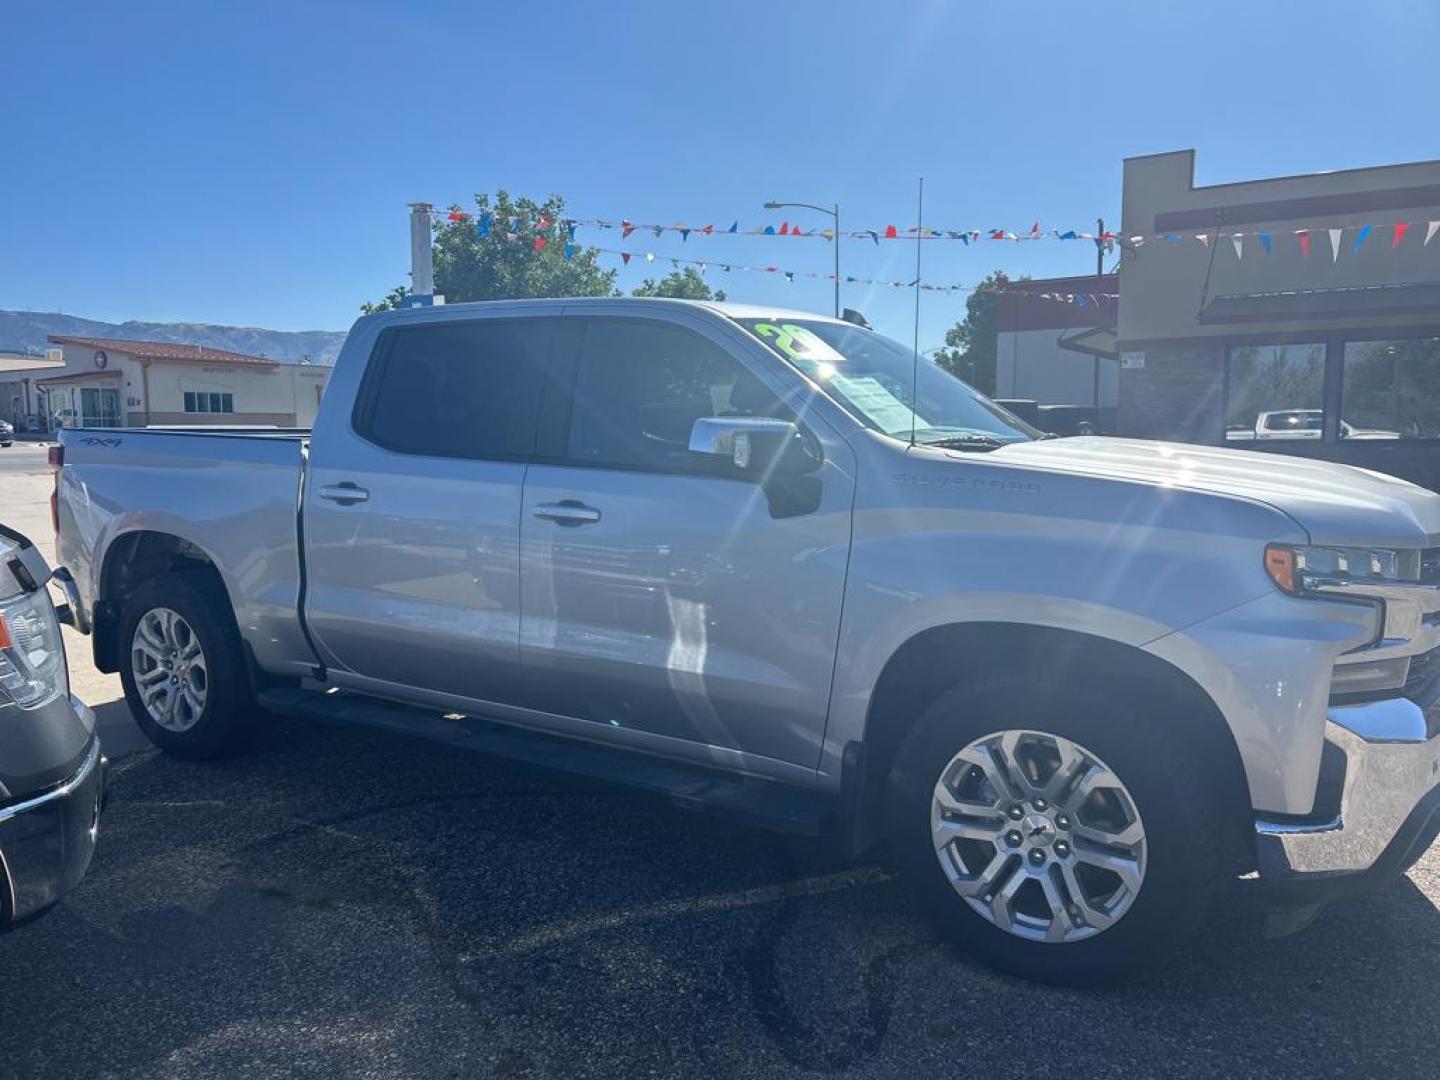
left=0, top=419, right=13, bottom=447
left=0, top=525, right=105, bottom=929
left=51, top=298, right=1440, bottom=983
left=1228, top=409, right=1398, bottom=441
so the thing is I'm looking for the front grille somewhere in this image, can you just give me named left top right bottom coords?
left=1421, top=547, right=1440, bottom=587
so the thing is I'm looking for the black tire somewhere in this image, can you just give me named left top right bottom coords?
left=888, top=672, right=1224, bottom=986
left=117, top=570, right=258, bottom=759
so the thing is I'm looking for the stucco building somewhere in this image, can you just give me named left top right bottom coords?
left=994, top=274, right=1119, bottom=430
left=38, top=335, right=329, bottom=428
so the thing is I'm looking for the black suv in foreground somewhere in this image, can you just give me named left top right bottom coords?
left=0, top=524, right=104, bottom=928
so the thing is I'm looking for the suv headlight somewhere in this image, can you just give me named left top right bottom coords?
left=1264, top=543, right=1419, bottom=596
left=0, top=589, right=67, bottom=709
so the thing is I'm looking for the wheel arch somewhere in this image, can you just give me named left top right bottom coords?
left=93, top=529, right=235, bottom=674
left=840, top=622, right=1255, bottom=870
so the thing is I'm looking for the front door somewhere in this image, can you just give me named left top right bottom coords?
left=303, top=317, right=551, bottom=705
left=519, top=314, right=854, bottom=771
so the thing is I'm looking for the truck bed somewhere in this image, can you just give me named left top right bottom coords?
left=56, top=426, right=317, bottom=679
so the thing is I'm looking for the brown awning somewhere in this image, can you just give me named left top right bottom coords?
left=1199, top=282, right=1440, bottom=324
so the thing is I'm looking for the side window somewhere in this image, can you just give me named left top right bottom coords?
left=565, top=319, right=787, bottom=471
left=358, top=320, right=545, bottom=460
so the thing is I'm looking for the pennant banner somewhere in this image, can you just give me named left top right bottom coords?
left=436, top=205, right=1440, bottom=258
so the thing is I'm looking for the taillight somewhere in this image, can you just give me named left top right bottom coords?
left=49, top=444, right=63, bottom=534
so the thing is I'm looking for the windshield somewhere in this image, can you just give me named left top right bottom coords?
left=736, top=318, right=1037, bottom=446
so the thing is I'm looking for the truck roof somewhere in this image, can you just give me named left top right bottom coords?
left=363, top=296, right=849, bottom=328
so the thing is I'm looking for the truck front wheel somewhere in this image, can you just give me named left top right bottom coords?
left=118, top=571, right=257, bottom=759
left=888, top=676, right=1224, bottom=984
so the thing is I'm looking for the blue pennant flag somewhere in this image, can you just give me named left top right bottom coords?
left=1353, top=225, right=1372, bottom=252
left=727, top=221, right=738, bottom=233
left=1258, top=232, right=1273, bottom=254
left=680, top=228, right=691, bottom=242
left=476, top=212, right=493, bottom=238
left=566, top=222, right=576, bottom=241
left=1058, top=230, right=1078, bottom=240
left=762, top=225, right=776, bottom=235
left=563, top=244, right=575, bottom=261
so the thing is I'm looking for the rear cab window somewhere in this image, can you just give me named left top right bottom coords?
left=353, top=319, right=548, bottom=460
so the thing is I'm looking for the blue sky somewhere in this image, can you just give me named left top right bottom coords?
left=4, top=0, right=1437, bottom=348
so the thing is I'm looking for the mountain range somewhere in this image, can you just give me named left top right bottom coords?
left=0, top=310, right=346, bottom=366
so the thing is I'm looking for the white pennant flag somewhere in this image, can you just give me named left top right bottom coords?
left=1426, top=221, right=1440, bottom=246
left=1231, top=234, right=1244, bottom=259
left=1328, top=228, right=1343, bottom=262
left=1194, top=234, right=1209, bottom=246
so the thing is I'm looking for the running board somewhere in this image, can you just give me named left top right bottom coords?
left=257, top=686, right=834, bottom=837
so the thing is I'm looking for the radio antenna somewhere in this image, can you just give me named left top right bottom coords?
left=909, top=177, right=924, bottom=447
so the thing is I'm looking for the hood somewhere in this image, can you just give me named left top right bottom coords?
left=987, top=437, right=1440, bottom=550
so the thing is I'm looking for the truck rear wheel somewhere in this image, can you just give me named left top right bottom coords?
left=888, top=674, right=1223, bottom=985
left=118, top=571, right=257, bottom=759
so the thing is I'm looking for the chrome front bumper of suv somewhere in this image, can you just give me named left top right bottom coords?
left=0, top=723, right=106, bottom=925
left=1255, top=696, right=1440, bottom=893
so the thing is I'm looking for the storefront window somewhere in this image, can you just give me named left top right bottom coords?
left=1341, top=338, right=1440, bottom=440
left=184, top=391, right=234, bottom=414
left=1224, top=343, right=1326, bottom=441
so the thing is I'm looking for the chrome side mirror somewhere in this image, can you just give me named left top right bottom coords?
left=688, top=417, right=804, bottom=471
left=688, top=416, right=823, bottom=518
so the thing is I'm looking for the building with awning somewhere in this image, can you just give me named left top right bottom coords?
left=1115, top=149, right=1440, bottom=477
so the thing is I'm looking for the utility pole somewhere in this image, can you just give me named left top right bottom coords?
left=1093, top=218, right=1105, bottom=417
left=408, top=202, right=435, bottom=298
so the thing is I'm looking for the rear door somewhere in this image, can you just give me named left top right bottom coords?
left=303, top=316, right=552, bottom=704
left=517, top=312, right=855, bottom=772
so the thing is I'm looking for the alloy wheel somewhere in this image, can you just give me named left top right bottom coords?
left=131, top=607, right=209, bottom=733
left=930, top=729, right=1147, bottom=943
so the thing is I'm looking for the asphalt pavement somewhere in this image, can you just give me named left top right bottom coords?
left=3, top=445, right=1440, bottom=1078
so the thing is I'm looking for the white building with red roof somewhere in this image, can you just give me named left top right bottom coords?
left=37, top=335, right=329, bottom=429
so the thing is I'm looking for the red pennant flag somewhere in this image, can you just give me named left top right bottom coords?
left=448, top=209, right=470, bottom=222
left=779, top=222, right=789, bottom=235
left=702, top=224, right=714, bottom=235
left=990, top=229, right=1006, bottom=240
left=1393, top=222, right=1411, bottom=248
left=621, top=219, right=635, bottom=239
left=620, top=252, right=631, bottom=265
left=537, top=216, right=551, bottom=231
left=1297, top=230, right=1311, bottom=257
left=765, top=265, right=777, bottom=272
left=1028, top=222, right=1041, bottom=239
left=884, top=224, right=898, bottom=239
left=533, top=236, right=546, bottom=252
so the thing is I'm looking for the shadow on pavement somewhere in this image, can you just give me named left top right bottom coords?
left=2, top=715, right=1438, bottom=1080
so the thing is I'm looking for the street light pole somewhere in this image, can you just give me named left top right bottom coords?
left=764, top=199, right=841, bottom=317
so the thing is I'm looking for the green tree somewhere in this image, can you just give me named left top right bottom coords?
left=631, top=266, right=726, bottom=302
left=934, top=270, right=1010, bottom=394
left=363, top=190, right=618, bottom=312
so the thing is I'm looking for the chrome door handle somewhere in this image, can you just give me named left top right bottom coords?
left=533, top=501, right=601, bottom=526
left=319, top=482, right=370, bottom=506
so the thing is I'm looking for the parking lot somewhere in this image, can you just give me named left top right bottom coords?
left=4, top=446, right=1440, bottom=1079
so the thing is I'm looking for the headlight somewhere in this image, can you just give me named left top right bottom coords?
left=0, top=589, right=67, bottom=709
left=1264, top=543, right=1419, bottom=596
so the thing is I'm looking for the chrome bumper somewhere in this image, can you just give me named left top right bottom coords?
left=0, top=720, right=105, bottom=924
left=1255, top=697, right=1440, bottom=883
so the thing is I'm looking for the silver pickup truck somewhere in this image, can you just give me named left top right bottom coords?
left=54, top=298, right=1440, bottom=983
